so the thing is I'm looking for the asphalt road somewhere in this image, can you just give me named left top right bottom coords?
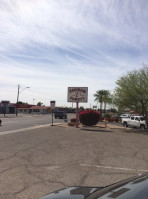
left=0, top=114, right=75, bottom=132
left=0, top=119, right=148, bottom=199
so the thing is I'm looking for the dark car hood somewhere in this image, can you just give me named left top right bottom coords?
left=40, top=186, right=101, bottom=199
left=40, top=173, right=148, bottom=199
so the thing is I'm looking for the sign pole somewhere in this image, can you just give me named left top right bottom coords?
left=51, top=109, right=53, bottom=126
left=50, top=101, right=56, bottom=126
left=4, top=106, right=6, bottom=117
left=76, top=102, right=79, bottom=128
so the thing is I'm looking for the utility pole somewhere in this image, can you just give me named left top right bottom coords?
left=16, top=85, right=30, bottom=116
left=16, top=84, right=20, bottom=116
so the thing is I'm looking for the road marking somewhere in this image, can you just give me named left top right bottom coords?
left=0, top=123, right=62, bottom=136
left=80, top=164, right=148, bottom=172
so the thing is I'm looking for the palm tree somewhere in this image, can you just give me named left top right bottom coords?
left=102, top=90, right=112, bottom=113
left=94, top=90, right=112, bottom=115
left=37, top=102, right=43, bottom=106
left=94, top=90, right=104, bottom=116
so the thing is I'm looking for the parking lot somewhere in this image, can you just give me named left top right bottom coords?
left=0, top=121, right=148, bottom=199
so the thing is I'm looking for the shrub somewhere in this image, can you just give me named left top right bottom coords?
left=104, top=117, right=119, bottom=122
left=68, top=122, right=75, bottom=126
left=100, top=116, right=104, bottom=121
left=79, top=110, right=100, bottom=126
left=104, top=114, right=111, bottom=122
left=70, top=118, right=76, bottom=123
left=104, top=114, right=111, bottom=119
left=111, top=117, right=119, bottom=122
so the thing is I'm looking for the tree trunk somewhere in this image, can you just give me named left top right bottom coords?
left=100, top=95, right=103, bottom=119
left=104, top=102, right=106, bottom=113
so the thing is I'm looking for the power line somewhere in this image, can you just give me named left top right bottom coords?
left=0, top=80, right=17, bottom=86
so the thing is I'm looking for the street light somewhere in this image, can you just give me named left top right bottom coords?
left=16, top=84, right=30, bottom=116
left=33, top=99, right=35, bottom=105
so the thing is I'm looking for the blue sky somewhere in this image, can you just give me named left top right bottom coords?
left=0, top=0, right=148, bottom=108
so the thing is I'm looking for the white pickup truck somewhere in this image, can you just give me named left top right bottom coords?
left=121, top=116, right=147, bottom=129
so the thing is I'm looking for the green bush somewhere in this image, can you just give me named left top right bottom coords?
left=79, top=110, right=100, bottom=126
left=104, top=114, right=111, bottom=119
left=103, top=114, right=119, bottom=122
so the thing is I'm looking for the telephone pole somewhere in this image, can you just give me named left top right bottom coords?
left=16, top=85, right=30, bottom=116
left=16, top=85, right=20, bottom=116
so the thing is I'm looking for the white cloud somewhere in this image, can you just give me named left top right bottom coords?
left=0, top=0, right=148, bottom=106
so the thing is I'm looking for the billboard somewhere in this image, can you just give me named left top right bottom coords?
left=93, top=106, right=97, bottom=109
left=67, top=87, right=88, bottom=103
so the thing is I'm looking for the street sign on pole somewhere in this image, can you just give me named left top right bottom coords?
left=67, top=87, right=88, bottom=128
left=50, top=101, right=56, bottom=109
left=67, top=87, right=88, bottom=103
left=1, top=101, right=10, bottom=106
left=1, top=101, right=10, bottom=116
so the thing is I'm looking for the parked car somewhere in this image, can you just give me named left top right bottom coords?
left=40, top=173, right=148, bottom=199
left=103, top=116, right=119, bottom=122
left=119, top=113, right=130, bottom=118
left=54, top=111, right=67, bottom=119
left=121, top=115, right=147, bottom=129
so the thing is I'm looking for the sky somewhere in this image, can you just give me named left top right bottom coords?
left=0, top=0, right=148, bottom=108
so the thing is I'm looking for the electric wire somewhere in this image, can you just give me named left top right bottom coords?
left=0, top=81, right=103, bottom=106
